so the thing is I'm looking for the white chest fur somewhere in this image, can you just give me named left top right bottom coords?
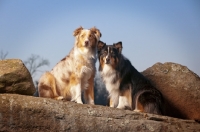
left=101, top=65, right=119, bottom=91
left=100, top=64, right=120, bottom=107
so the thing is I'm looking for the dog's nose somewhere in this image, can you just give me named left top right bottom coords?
left=105, top=58, right=110, bottom=64
left=85, top=40, right=89, bottom=46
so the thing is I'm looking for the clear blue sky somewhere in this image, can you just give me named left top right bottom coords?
left=1, top=0, right=200, bottom=81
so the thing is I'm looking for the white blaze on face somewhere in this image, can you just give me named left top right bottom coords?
left=105, top=47, right=110, bottom=63
left=76, top=29, right=90, bottom=54
left=82, top=29, right=90, bottom=46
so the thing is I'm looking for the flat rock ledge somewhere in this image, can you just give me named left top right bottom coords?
left=0, top=94, right=200, bottom=132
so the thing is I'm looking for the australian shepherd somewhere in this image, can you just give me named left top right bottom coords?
left=38, top=26, right=101, bottom=104
left=97, top=41, right=163, bottom=114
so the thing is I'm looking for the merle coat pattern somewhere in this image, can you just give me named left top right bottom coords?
left=38, top=26, right=101, bottom=104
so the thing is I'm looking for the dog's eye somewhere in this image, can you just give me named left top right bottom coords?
left=103, top=51, right=107, bottom=55
left=81, top=34, right=85, bottom=38
left=112, top=53, right=116, bottom=56
left=111, top=51, right=115, bottom=56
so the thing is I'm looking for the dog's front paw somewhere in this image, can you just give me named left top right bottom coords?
left=81, top=66, right=87, bottom=73
left=117, top=105, right=125, bottom=109
left=76, top=100, right=83, bottom=104
left=88, top=100, right=94, bottom=105
left=134, top=109, right=142, bottom=112
left=55, top=96, right=64, bottom=100
left=75, top=96, right=83, bottom=104
left=81, top=66, right=92, bottom=74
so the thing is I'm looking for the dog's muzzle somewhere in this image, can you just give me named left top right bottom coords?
left=85, top=40, right=89, bottom=46
left=105, top=58, right=110, bottom=64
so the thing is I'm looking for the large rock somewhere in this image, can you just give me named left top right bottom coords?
left=0, top=94, right=200, bottom=132
left=0, top=59, right=35, bottom=95
left=142, top=62, right=200, bottom=121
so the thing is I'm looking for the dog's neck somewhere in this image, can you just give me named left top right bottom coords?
left=74, top=45, right=97, bottom=62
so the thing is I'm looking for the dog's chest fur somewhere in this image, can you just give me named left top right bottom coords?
left=74, top=49, right=96, bottom=78
left=51, top=47, right=96, bottom=91
left=100, top=65, right=120, bottom=93
left=100, top=64, right=120, bottom=107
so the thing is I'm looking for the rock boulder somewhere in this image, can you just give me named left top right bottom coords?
left=0, top=59, right=35, bottom=95
left=142, top=62, right=200, bottom=121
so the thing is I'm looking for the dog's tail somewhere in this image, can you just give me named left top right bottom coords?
left=133, top=90, right=162, bottom=115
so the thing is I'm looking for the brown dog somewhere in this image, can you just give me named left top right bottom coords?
left=38, top=26, right=101, bottom=104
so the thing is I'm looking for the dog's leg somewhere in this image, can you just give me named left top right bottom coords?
left=38, top=72, right=61, bottom=99
left=74, top=83, right=83, bottom=104
left=54, top=96, right=64, bottom=100
left=117, top=89, right=132, bottom=110
left=109, top=98, right=114, bottom=107
left=109, top=90, right=120, bottom=108
left=133, top=101, right=143, bottom=113
left=69, top=72, right=83, bottom=104
left=117, top=96, right=127, bottom=109
left=136, top=90, right=162, bottom=114
left=84, top=75, right=94, bottom=104
left=133, top=90, right=146, bottom=113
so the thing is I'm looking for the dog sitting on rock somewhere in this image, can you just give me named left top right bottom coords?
left=97, top=41, right=163, bottom=114
left=38, top=26, right=101, bottom=104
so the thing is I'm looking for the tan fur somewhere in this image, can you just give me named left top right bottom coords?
left=84, top=73, right=95, bottom=104
left=122, top=89, right=132, bottom=109
left=109, top=99, right=113, bottom=107
left=133, top=90, right=145, bottom=112
left=38, top=26, right=101, bottom=104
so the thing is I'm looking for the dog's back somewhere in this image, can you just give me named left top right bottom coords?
left=114, top=54, right=163, bottom=114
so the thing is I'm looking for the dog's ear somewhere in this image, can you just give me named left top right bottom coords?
left=113, top=41, right=123, bottom=54
left=73, top=26, right=83, bottom=36
left=97, top=41, right=106, bottom=53
left=90, top=27, right=102, bottom=40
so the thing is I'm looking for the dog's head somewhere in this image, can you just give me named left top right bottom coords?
left=97, top=41, right=123, bottom=69
left=73, top=26, right=101, bottom=54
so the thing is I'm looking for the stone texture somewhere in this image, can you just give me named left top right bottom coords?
left=0, top=94, right=200, bottom=132
left=142, top=62, right=200, bottom=121
left=0, top=59, right=35, bottom=95
left=1, top=61, right=200, bottom=131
